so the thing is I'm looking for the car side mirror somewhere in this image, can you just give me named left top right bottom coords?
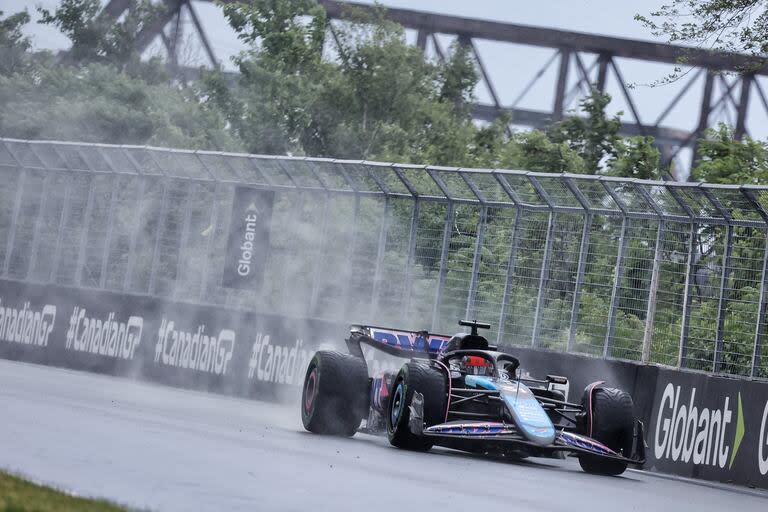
left=546, top=375, right=568, bottom=385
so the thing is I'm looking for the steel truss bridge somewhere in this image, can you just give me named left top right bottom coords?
left=96, top=0, right=768, bottom=172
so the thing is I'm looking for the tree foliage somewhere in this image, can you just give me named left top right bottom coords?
left=38, top=0, right=162, bottom=68
left=693, top=123, right=768, bottom=183
left=0, top=9, right=32, bottom=76
left=636, top=1, right=768, bottom=58
left=0, top=61, right=240, bottom=149
left=0, top=2, right=240, bottom=150
left=547, top=90, right=623, bottom=172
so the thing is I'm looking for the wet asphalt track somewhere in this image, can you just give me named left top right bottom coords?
left=1, top=359, right=766, bottom=512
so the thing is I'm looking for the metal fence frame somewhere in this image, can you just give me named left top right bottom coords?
left=2, top=138, right=768, bottom=378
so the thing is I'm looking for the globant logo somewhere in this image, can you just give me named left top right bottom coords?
left=154, top=317, right=235, bottom=375
left=0, top=299, right=56, bottom=347
left=65, top=307, right=143, bottom=360
left=654, top=383, right=745, bottom=469
left=237, top=208, right=260, bottom=277
left=247, top=333, right=313, bottom=385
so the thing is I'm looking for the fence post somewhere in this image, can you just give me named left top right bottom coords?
left=603, top=215, right=630, bottom=358
left=532, top=211, right=556, bottom=347
left=147, top=181, right=170, bottom=295
left=370, top=196, right=391, bottom=317
left=343, top=194, right=361, bottom=318
left=713, top=224, right=734, bottom=372
left=198, top=183, right=221, bottom=302
left=465, top=205, right=488, bottom=320
left=281, top=191, right=306, bottom=312
left=98, top=175, right=119, bottom=289
left=50, top=176, right=72, bottom=284
left=401, top=198, right=420, bottom=318
left=497, top=206, right=522, bottom=344
left=3, top=169, right=26, bottom=277
left=123, top=177, right=146, bottom=293
left=172, top=183, right=196, bottom=300
left=310, top=194, right=331, bottom=316
left=26, top=173, right=51, bottom=281
left=74, top=175, right=96, bottom=287
left=751, top=229, right=768, bottom=377
left=431, top=201, right=455, bottom=332
left=641, top=221, right=665, bottom=363
left=678, top=222, right=698, bottom=368
left=567, top=212, right=593, bottom=352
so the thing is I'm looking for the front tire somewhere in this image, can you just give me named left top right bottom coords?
left=301, top=351, right=369, bottom=437
left=578, top=387, right=634, bottom=476
left=386, top=362, right=447, bottom=451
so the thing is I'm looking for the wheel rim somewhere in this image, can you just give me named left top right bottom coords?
left=390, top=381, right=404, bottom=427
left=303, top=367, right=318, bottom=415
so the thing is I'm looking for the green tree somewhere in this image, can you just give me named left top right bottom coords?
left=0, top=9, right=32, bottom=76
left=437, top=42, right=478, bottom=111
left=693, top=123, right=768, bottom=183
left=610, top=136, right=662, bottom=180
left=499, top=91, right=662, bottom=179
left=502, top=130, right=586, bottom=173
left=0, top=62, right=240, bottom=150
left=216, top=0, right=487, bottom=163
left=217, top=0, right=328, bottom=154
left=636, top=1, right=768, bottom=58
left=223, top=0, right=326, bottom=72
left=38, top=0, right=162, bottom=68
left=547, top=89, right=623, bottom=173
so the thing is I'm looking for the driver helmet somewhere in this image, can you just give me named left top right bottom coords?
left=461, top=355, right=493, bottom=376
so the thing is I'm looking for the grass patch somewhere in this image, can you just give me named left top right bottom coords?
left=0, top=470, right=129, bottom=512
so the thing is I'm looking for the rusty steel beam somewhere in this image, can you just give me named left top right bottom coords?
left=553, top=49, right=571, bottom=121
left=134, top=0, right=183, bottom=53
left=736, top=75, right=754, bottom=139
left=315, top=1, right=768, bottom=74
left=100, top=0, right=133, bottom=18
left=148, top=0, right=768, bottom=75
left=98, top=0, right=766, bottom=156
left=471, top=104, right=689, bottom=145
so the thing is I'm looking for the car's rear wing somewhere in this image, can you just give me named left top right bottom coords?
left=346, top=325, right=452, bottom=359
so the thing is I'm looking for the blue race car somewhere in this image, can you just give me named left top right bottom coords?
left=301, top=320, right=645, bottom=475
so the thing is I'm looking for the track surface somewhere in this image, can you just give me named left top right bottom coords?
left=0, top=360, right=766, bottom=512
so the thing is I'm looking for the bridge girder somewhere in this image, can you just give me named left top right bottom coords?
left=99, top=0, right=768, bottom=173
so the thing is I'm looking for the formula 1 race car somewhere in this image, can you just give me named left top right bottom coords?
left=301, top=320, right=646, bottom=475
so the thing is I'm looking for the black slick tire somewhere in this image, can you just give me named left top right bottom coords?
left=578, top=387, right=634, bottom=476
left=301, top=351, right=369, bottom=437
left=386, top=362, right=447, bottom=451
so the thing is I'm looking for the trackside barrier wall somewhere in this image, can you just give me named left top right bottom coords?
left=1, top=278, right=767, bottom=489
left=0, top=278, right=345, bottom=402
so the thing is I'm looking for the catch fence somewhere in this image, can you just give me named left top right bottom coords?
left=1, top=138, right=768, bottom=378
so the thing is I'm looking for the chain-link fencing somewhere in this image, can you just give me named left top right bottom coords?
left=2, top=138, right=768, bottom=378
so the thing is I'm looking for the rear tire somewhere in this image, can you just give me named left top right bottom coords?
left=301, top=351, right=369, bottom=437
left=578, top=387, right=634, bottom=476
left=386, top=362, right=447, bottom=451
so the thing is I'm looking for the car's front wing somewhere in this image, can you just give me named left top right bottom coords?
left=409, top=391, right=646, bottom=466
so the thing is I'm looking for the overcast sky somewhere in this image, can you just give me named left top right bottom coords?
left=10, top=0, right=767, bottom=165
